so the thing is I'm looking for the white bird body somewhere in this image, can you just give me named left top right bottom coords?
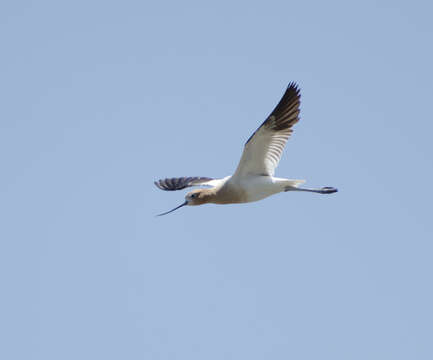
left=155, top=83, right=337, bottom=216
left=240, top=177, right=306, bottom=203
left=209, top=176, right=304, bottom=204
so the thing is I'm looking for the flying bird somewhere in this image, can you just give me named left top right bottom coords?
left=155, top=83, right=337, bottom=216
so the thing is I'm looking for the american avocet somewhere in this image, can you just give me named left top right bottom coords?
left=155, top=83, right=337, bottom=216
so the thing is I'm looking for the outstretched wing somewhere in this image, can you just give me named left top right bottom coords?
left=233, top=82, right=301, bottom=178
left=154, top=176, right=215, bottom=191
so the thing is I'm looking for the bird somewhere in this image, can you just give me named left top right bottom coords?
left=155, top=82, right=337, bottom=216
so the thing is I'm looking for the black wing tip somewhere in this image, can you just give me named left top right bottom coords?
left=154, top=179, right=169, bottom=190
left=244, top=82, right=301, bottom=145
left=154, top=178, right=182, bottom=191
left=285, top=82, right=301, bottom=97
left=287, top=81, right=299, bottom=88
left=154, top=176, right=214, bottom=191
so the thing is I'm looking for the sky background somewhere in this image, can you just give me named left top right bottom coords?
left=1, top=1, right=433, bottom=359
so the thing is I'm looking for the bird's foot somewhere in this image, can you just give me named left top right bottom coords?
left=320, top=187, right=338, bottom=194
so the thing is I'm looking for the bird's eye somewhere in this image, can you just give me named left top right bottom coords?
left=191, top=194, right=196, bottom=198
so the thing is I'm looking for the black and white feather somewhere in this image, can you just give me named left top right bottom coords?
left=233, top=82, right=301, bottom=177
left=154, top=177, right=215, bottom=191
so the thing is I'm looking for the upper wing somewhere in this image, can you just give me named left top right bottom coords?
left=154, top=176, right=215, bottom=191
left=233, top=83, right=301, bottom=177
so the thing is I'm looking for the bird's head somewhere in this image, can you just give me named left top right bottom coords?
left=185, top=189, right=210, bottom=206
left=157, top=189, right=213, bottom=216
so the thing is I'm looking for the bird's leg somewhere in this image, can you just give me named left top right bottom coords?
left=285, top=186, right=338, bottom=194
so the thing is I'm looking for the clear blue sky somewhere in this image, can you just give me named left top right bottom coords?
left=1, top=1, right=432, bottom=359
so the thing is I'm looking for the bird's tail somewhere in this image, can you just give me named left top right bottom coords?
left=283, top=179, right=305, bottom=191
